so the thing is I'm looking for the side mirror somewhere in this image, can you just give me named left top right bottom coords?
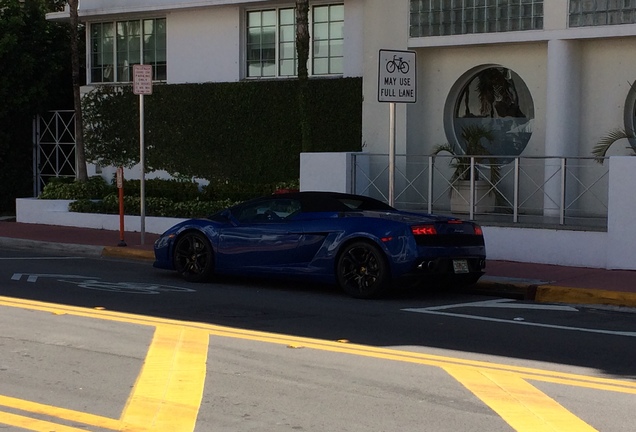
left=220, top=209, right=239, bottom=226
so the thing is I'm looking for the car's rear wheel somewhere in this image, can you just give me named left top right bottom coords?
left=336, top=241, right=390, bottom=299
left=173, top=231, right=214, bottom=282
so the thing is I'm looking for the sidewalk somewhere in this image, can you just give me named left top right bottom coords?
left=1, top=220, right=635, bottom=309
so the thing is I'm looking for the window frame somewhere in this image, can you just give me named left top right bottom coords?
left=244, top=3, right=344, bottom=79
left=409, top=0, right=544, bottom=37
left=89, top=17, right=167, bottom=84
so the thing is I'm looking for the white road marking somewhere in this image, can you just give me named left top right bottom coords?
left=417, top=298, right=579, bottom=312
left=11, top=274, right=88, bottom=283
left=10, top=273, right=195, bottom=294
left=0, top=257, right=83, bottom=260
left=403, top=299, right=636, bottom=337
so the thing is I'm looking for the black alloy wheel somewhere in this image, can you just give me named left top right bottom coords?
left=336, top=241, right=390, bottom=299
left=174, top=231, right=214, bottom=282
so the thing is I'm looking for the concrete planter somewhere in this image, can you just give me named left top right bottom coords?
left=16, top=198, right=185, bottom=235
left=450, top=180, right=495, bottom=214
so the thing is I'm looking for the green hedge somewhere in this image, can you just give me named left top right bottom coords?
left=83, top=78, right=363, bottom=185
left=68, top=195, right=236, bottom=218
left=43, top=176, right=294, bottom=218
left=39, top=176, right=115, bottom=199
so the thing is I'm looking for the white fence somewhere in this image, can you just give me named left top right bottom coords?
left=300, top=153, right=636, bottom=270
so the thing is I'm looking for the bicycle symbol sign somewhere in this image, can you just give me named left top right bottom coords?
left=378, top=49, right=416, bottom=103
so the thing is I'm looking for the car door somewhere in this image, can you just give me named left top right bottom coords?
left=216, top=198, right=304, bottom=272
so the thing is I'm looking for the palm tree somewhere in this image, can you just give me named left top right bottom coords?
left=68, top=0, right=88, bottom=181
left=295, top=0, right=311, bottom=152
left=592, top=128, right=636, bottom=164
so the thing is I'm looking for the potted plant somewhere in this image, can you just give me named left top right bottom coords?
left=432, top=124, right=500, bottom=214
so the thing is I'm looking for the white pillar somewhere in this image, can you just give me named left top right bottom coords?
left=543, top=39, right=581, bottom=217
left=606, top=157, right=636, bottom=270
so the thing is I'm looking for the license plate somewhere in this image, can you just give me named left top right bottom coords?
left=453, top=260, right=469, bottom=274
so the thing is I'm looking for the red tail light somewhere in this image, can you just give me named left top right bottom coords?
left=474, top=224, right=483, bottom=236
left=412, top=225, right=437, bottom=235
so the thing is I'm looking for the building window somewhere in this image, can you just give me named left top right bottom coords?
left=444, top=66, right=534, bottom=157
left=312, top=4, right=344, bottom=75
left=246, top=3, right=344, bottom=78
left=410, top=0, right=544, bottom=37
left=90, top=18, right=166, bottom=83
left=569, top=0, right=636, bottom=27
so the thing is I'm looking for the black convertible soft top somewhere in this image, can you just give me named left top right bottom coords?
left=276, top=191, right=396, bottom=213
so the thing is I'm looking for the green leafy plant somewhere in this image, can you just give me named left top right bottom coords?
left=39, top=176, right=114, bottom=199
left=592, top=128, right=636, bottom=164
left=432, top=124, right=500, bottom=184
left=82, top=79, right=363, bottom=185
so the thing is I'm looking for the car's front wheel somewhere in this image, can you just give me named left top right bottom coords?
left=336, top=241, right=390, bottom=299
left=173, top=231, right=214, bottom=282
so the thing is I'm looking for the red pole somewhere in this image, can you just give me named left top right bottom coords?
left=117, top=167, right=127, bottom=247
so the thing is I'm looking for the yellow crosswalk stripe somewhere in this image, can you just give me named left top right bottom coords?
left=444, top=366, right=598, bottom=432
left=119, top=325, right=209, bottom=432
left=0, top=409, right=90, bottom=432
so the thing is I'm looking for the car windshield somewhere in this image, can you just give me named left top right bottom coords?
left=337, top=197, right=394, bottom=211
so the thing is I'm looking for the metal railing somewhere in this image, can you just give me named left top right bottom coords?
left=352, top=153, right=609, bottom=229
left=33, top=110, right=77, bottom=196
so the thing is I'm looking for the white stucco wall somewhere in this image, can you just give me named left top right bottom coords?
left=300, top=152, right=355, bottom=193
left=360, top=0, right=409, bottom=155
left=405, top=42, right=548, bottom=157
left=579, top=37, right=636, bottom=158
left=482, top=227, right=608, bottom=268
left=16, top=198, right=185, bottom=235
left=343, top=0, right=364, bottom=78
left=606, top=157, right=636, bottom=269
left=167, top=7, right=241, bottom=84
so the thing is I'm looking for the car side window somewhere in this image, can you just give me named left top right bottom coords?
left=235, top=199, right=301, bottom=223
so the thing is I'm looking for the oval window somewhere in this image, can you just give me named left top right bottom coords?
left=445, top=66, right=534, bottom=157
left=623, top=83, right=636, bottom=150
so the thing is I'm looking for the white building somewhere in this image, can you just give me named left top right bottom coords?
left=47, top=1, right=636, bottom=269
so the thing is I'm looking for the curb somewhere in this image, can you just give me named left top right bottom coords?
left=0, top=238, right=103, bottom=257
left=535, top=285, right=636, bottom=309
left=467, top=276, right=545, bottom=301
left=102, top=246, right=154, bottom=261
left=472, top=277, right=636, bottom=309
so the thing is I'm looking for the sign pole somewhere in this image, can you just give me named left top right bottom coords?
left=377, top=49, right=416, bottom=208
left=389, top=102, right=396, bottom=206
left=117, top=167, right=127, bottom=247
left=139, top=93, right=146, bottom=245
left=132, top=64, right=152, bottom=245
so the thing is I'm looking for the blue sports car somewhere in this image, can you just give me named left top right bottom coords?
left=153, top=191, right=486, bottom=298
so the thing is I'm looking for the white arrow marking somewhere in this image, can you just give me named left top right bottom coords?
left=410, top=299, right=579, bottom=312
left=403, top=300, right=636, bottom=337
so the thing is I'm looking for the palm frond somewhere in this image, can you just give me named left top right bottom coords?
left=593, top=128, right=635, bottom=164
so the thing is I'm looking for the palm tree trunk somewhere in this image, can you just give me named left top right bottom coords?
left=69, top=0, right=88, bottom=181
left=295, top=0, right=311, bottom=152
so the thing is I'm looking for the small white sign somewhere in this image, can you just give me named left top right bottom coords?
left=378, top=49, right=416, bottom=103
left=133, top=64, right=153, bottom=95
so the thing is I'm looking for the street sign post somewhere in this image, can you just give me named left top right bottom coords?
left=377, top=50, right=416, bottom=206
left=133, top=65, right=153, bottom=244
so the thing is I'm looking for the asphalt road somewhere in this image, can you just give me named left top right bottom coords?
left=1, top=248, right=635, bottom=431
